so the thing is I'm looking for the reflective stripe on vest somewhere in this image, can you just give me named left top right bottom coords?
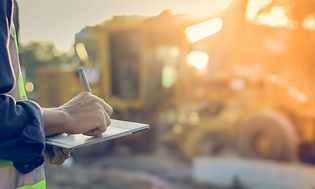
left=12, top=22, right=27, bottom=100
left=0, top=160, right=13, bottom=167
left=16, top=179, right=46, bottom=189
left=0, top=164, right=46, bottom=189
left=0, top=24, right=46, bottom=189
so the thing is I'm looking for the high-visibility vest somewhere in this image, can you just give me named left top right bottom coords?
left=0, top=24, right=46, bottom=189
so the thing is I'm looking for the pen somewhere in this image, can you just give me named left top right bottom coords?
left=77, top=67, right=111, bottom=131
left=77, top=67, right=92, bottom=93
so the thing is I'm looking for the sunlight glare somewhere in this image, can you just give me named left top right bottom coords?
left=25, top=82, right=34, bottom=93
left=185, top=17, right=223, bottom=43
left=257, top=6, right=290, bottom=27
left=246, top=0, right=272, bottom=20
left=302, top=15, right=315, bottom=31
left=187, top=51, right=209, bottom=70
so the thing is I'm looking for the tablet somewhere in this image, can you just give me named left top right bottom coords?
left=45, top=119, right=149, bottom=148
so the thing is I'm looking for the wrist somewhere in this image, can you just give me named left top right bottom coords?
left=43, top=108, right=69, bottom=136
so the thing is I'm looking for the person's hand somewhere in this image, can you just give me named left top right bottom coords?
left=43, top=92, right=113, bottom=136
left=60, top=92, right=113, bottom=136
left=42, top=92, right=112, bottom=164
left=44, top=145, right=71, bottom=165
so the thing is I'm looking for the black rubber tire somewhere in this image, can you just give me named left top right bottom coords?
left=298, top=142, right=315, bottom=164
left=237, top=110, right=298, bottom=161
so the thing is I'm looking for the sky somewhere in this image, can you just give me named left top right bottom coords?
left=18, top=0, right=231, bottom=51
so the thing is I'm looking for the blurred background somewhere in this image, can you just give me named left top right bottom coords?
left=15, top=0, right=315, bottom=188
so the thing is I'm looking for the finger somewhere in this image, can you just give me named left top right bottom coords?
left=83, top=109, right=107, bottom=136
left=76, top=106, right=105, bottom=133
left=80, top=91, right=91, bottom=97
left=84, top=122, right=107, bottom=136
left=83, top=128, right=103, bottom=136
left=84, top=112, right=110, bottom=136
left=82, top=93, right=113, bottom=115
left=93, top=95, right=113, bottom=115
left=52, top=147, right=67, bottom=165
left=104, top=112, right=111, bottom=127
left=72, top=91, right=91, bottom=103
left=61, top=148, right=72, bottom=159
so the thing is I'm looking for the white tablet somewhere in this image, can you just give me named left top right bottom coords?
left=45, top=119, right=149, bottom=149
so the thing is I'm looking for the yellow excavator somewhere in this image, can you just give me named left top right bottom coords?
left=161, top=0, right=315, bottom=163
left=37, top=0, right=315, bottom=163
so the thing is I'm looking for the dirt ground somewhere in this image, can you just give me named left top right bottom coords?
left=45, top=148, right=227, bottom=189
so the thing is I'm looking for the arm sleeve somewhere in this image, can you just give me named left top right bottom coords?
left=0, top=0, right=45, bottom=174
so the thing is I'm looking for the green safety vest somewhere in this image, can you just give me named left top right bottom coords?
left=0, top=25, right=46, bottom=189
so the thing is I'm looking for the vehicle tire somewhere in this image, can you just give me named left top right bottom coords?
left=298, top=142, right=315, bottom=164
left=237, top=110, right=298, bottom=161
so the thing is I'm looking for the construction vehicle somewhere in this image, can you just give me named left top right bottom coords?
left=161, top=0, right=315, bottom=163
left=37, top=0, right=315, bottom=163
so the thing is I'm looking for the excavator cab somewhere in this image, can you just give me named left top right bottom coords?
left=74, top=11, right=190, bottom=121
left=69, top=12, right=194, bottom=150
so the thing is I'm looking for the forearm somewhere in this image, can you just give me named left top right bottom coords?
left=43, top=108, right=68, bottom=136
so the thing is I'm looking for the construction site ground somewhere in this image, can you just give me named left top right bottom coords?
left=45, top=147, right=227, bottom=189
left=45, top=146, right=315, bottom=189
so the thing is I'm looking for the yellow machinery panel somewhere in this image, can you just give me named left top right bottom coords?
left=37, top=65, right=82, bottom=107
